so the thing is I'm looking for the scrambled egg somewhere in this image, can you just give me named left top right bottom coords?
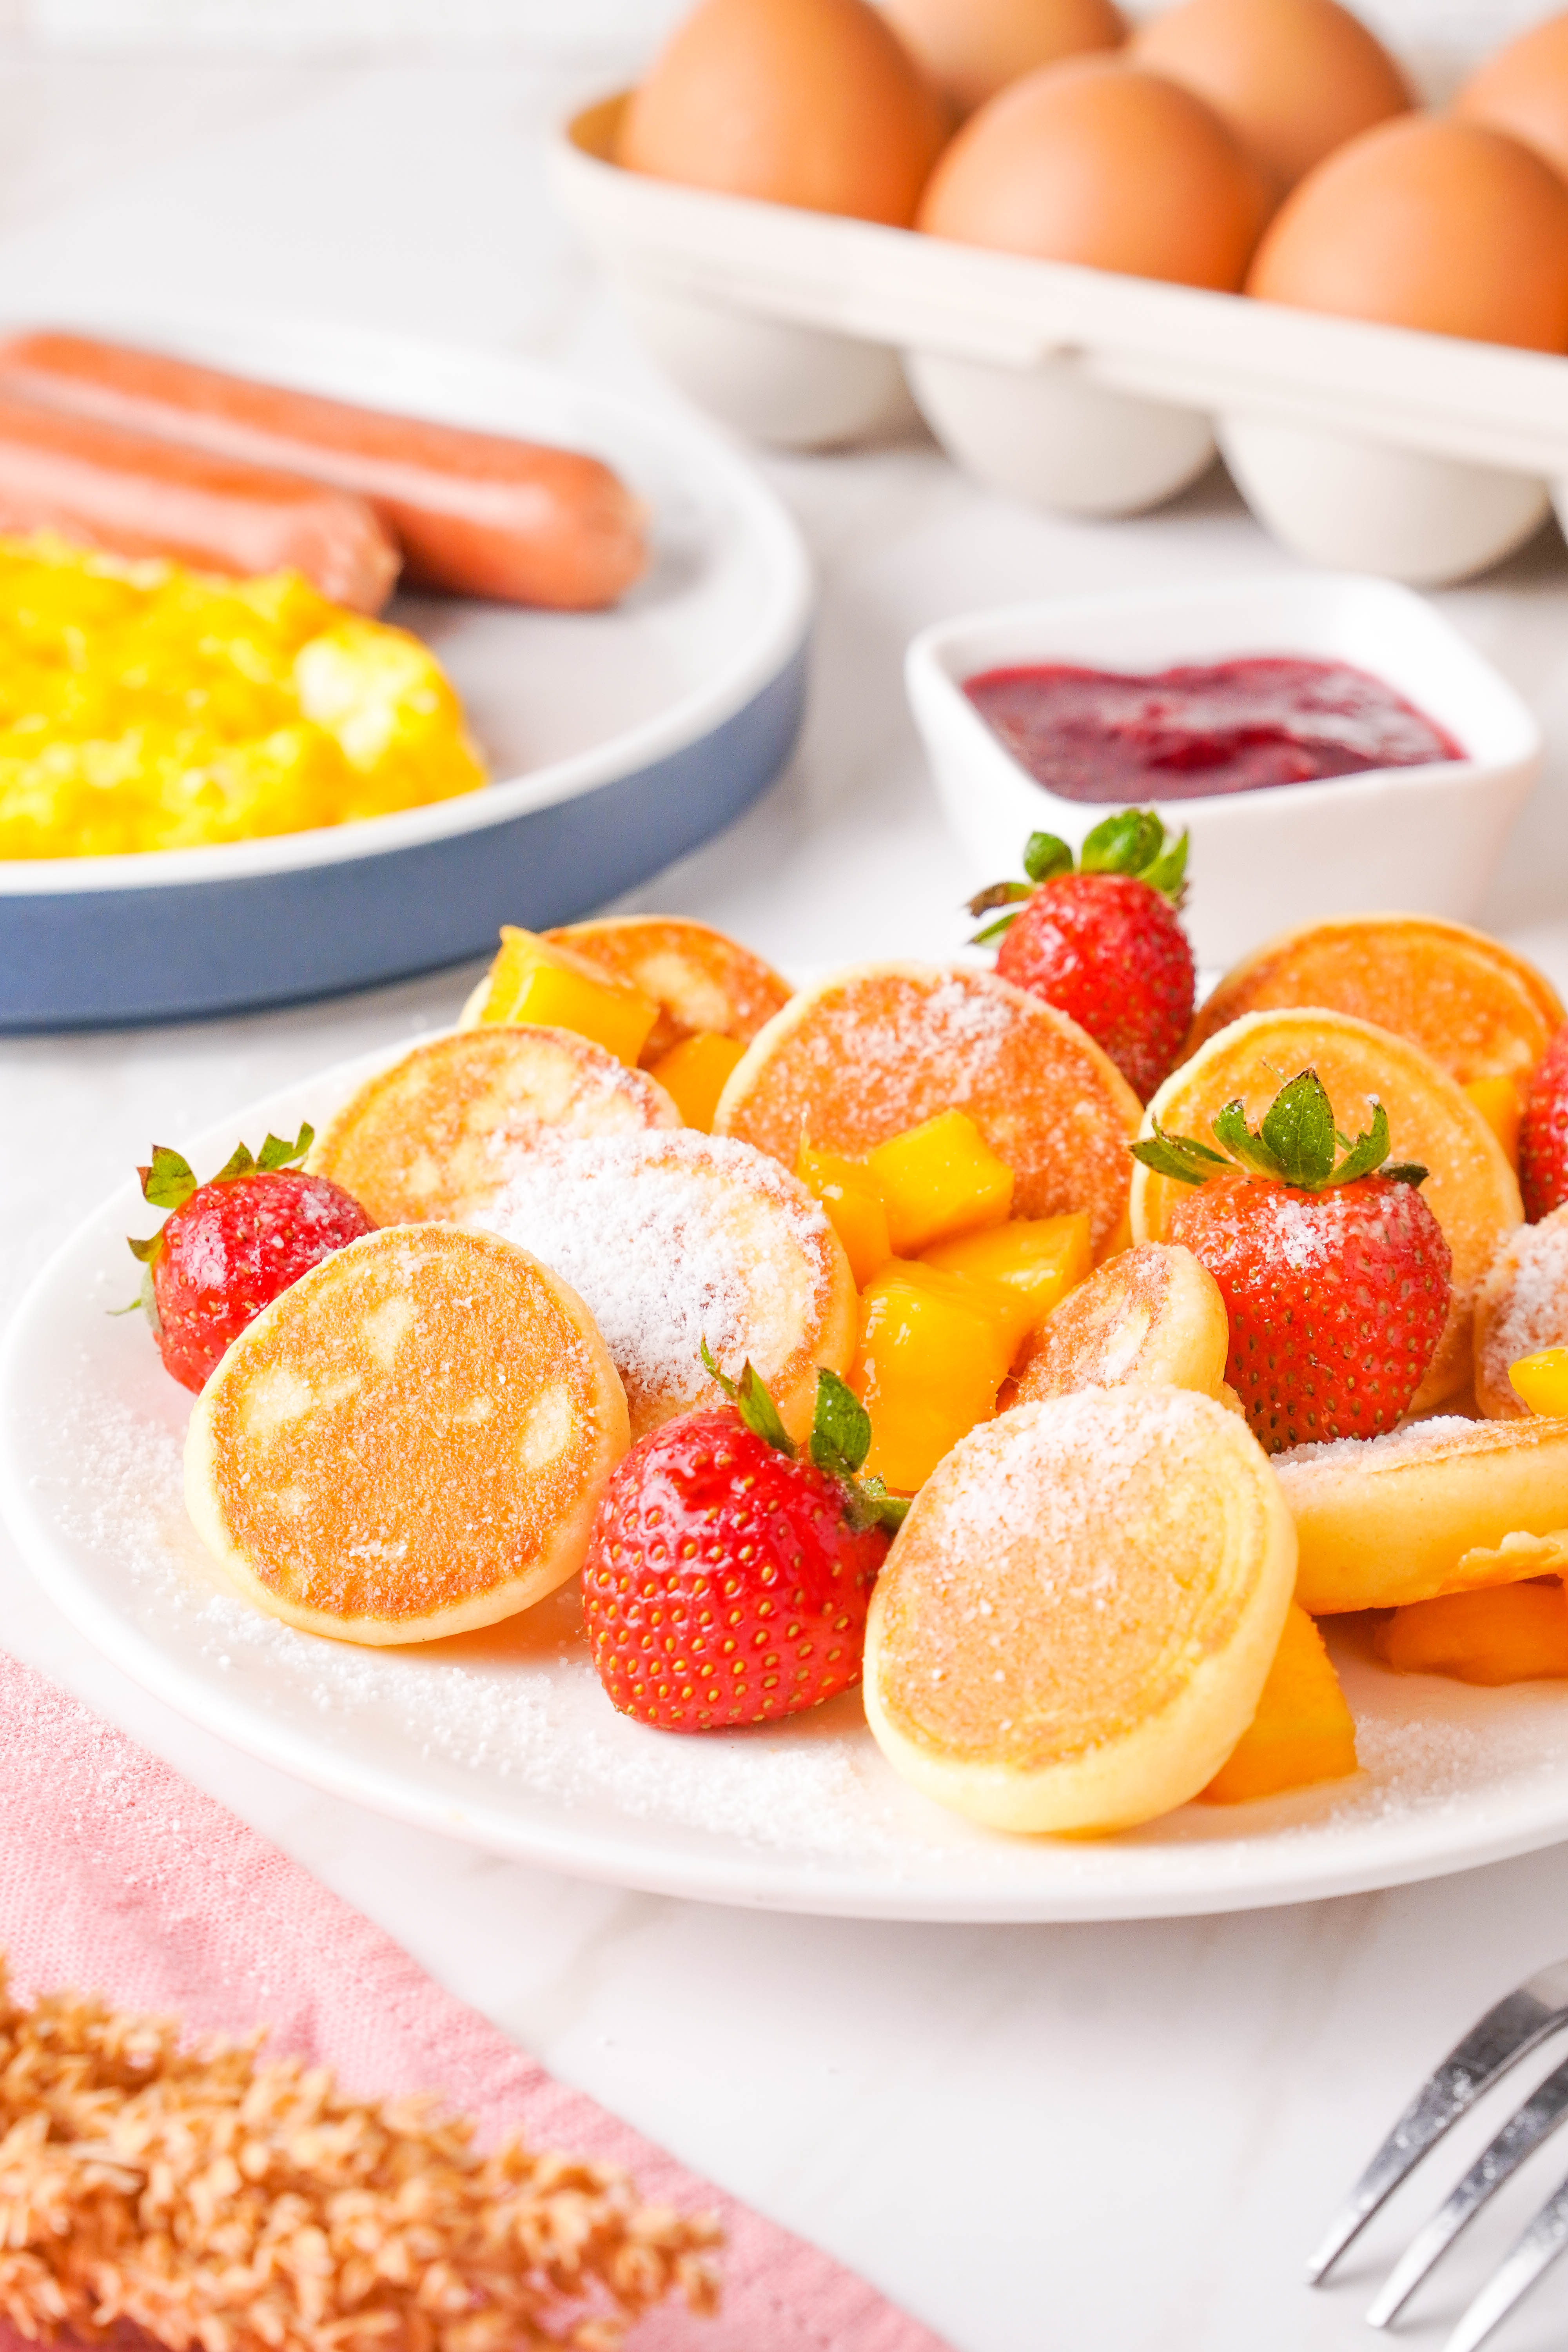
left=0, top=535, right=486, bottom=858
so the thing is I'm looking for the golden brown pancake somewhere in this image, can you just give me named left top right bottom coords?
left=863, top=1385, right=1296, bottom=1834
left=1133, top=1007, right=1522, bottom=1409
left=1274, top=1413, right=1568, bottom=1611
left=185, top=1225, right=629, bottom=1644
left=470, top=1126, right=856, bottom=1442
left=715, top=962, right=1142, bottom=1258
left=1475, top=1207, right=1568, bottom=1420
left=309, top=1025, right=677, bottom=1227
left=545, top=914, right=793, bottom=1062
left=1012, top=1241, right=1229, bottom=1407
left=1186, top=914, right=1562, bottom=1086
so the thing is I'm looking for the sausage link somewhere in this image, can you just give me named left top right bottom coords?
left=0, top=389, right=400, bottom=612
left=0, top=332, right=650, bottom=610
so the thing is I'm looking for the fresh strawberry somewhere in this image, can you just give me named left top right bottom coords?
left=581, top=1352, right=906, bottom=1732
left=970, top=810, right=1195, bottom=1100
left=1521, top=1024, right=1568, bottom=1222
left=1134, top=1069, right=1452, bottom=1453
left=129, top=1125, right=375, bottom=1393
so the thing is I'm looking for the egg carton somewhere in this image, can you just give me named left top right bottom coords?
left=552, top=94, right=1568, bottom=587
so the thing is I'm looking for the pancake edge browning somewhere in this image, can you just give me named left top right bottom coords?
left=185, top=1224, right=630, bottom=1645
left=713, top=958, right=1142, bottom=1257
left=1185, top=913, right=1564, bottom=1079
left=862, top=1387, right=1297, bottom=1836
left=1277, top=1415, right=1568, bottom=1612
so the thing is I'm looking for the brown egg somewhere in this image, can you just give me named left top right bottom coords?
left=617, top=0, right=948, bottom=225
left=1247, top=114, right=1568, bottom=350
left=878, top=0, right=1125, bottom=119
left=1457, top=13, right=1568, bottom=187
left=916, top=56, right=1274, bottom=289
left=1130, top=0, right=1411, bottom=190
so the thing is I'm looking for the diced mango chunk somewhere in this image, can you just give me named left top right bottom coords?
left=851, top=1260, right=1027, bottom=1492
left=922, top=1212, right=1093, bottom=1328
left=479, top=926, right=657, bottom=1064
left=1200, top=1603, right=1359, bottom=1804
left=1375, top=1581, right=1568, bottom=1684
left=1465, top=1075, right=1523, bottom=1169
left=795, top=1141, right=893, bottom=1288
left=1510, top=1347, right=1568, bottom=1417
left=646, top=1031, right=746, bottom=1132
left=866, top=1110, right=1015, bottom=1255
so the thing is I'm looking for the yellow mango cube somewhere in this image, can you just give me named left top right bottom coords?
left=1200, top=1604, right=1359, bottom=1803
left=795, top=1141, right=893, bottom=1287
left=922, top=1212, right=1093, bottom=1328
left=866, top=1109, right=1015, bottom=1255
left=851, top=1260, right=1025, bottom=1491
left=646, top=1031, right=747, bottom=1131
left=1465, top=1075, right=1523, bottom=1169
left=1510, top=1347, right=1568, bottom=1417
left=479, top=926, right=657, bottom=1064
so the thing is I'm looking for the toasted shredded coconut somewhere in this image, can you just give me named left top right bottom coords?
left=0, top=1962, right=720, bottom=2352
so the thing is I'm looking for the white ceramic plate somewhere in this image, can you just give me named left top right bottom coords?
left=6, top=1047, right=1568, bottom=1922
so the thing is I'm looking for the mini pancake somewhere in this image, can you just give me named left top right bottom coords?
left=185, top=1225, right=629, bottom=1645
left=1132, top=1008, right=1522, bottom=1409
left=471, top=1127, right=856, bottom=1442
left=1186, top=915, right=1563, bottom=1087
left=1012, top=1241, right=1229, bottom=1409
left=544, top=915, right=793, bottom=1062
left=1475, top=1206, right=1568, bottom=1419
left=864, top=1385, right=1296, bottom=1835
left=1275, top=1415, right=1568, bottom=1612
left=309, top=1027, right=678, bottom=1228
left=715, top=962, right=1142, bottom=1258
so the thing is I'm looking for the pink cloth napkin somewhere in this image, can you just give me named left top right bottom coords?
left=0, top=1650, right=951, bottom=2352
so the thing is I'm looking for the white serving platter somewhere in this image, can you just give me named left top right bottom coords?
left=551, top=96, right=1568, bottom=587
left=9, top=1043, right=1568, bottom=1921
left=0, top=314, right=813, bottom=1030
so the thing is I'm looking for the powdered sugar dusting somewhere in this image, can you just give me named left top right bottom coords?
left=1477, top=1209, right=1568, bottom=1413
left=471, top=1128, right=835, bottom=1433
left=929, top=1386, right=1209, bottom=1584
left=876, top=1387, right=1269, bottom=1769
left=1276, top=1415, right=1505, bottom=1488
left=1270, top=1196, right=1333, bottom=1272
left=721, top=962, right=1136, bottom=1249
left=43, top=1383, right=913, bottom=1862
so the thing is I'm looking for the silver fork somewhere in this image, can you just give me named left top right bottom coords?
left=1307, top=1959, right=1568, bottom=2347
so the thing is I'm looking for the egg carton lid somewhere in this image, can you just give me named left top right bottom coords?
left=553, top=96, right=1568, bottom=481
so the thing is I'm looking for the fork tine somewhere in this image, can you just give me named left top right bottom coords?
left=1306, top=1960, right=1568, bottom=2285
left=1365, top=2052, right=1568, bottom=2326
left=1443, top=2166, right=1568, bottom=2352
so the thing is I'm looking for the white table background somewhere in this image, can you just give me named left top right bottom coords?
left=9, top=16, right=1568, bottom=2351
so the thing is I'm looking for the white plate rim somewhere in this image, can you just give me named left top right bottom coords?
left=7, top=1042, right=1568, bottom=1922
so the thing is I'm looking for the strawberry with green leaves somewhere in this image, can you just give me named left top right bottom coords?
left=1133, top=1069, right=1452, bottom=1453
left=581, top=1352, right=906, bottom=1733
left=970, top=809, right=1195, bottom=1101
left=130, top=1125, right=375, bottom=1394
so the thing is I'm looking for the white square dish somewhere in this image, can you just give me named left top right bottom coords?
left=904, top=573, right=1544, bottom=968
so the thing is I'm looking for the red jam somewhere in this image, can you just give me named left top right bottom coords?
left=963, top=656, right=1463, bottom=803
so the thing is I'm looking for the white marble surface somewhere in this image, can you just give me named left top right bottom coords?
left=12, top=43, right=1568, bottom=2352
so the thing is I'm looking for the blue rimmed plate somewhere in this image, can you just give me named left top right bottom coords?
left=0, top=315, right=812, bottom=1031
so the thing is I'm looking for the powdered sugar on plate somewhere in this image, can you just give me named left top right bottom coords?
left=15, top=1042, right=1568, bottom=1915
